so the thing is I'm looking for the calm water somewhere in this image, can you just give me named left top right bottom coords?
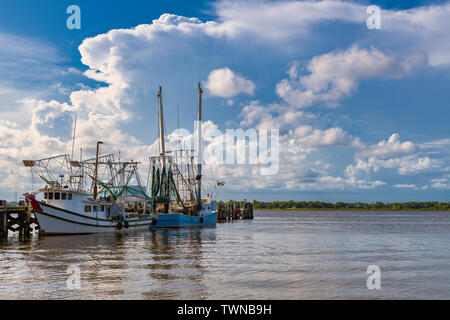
left=0, top=210, right=449, bottom=300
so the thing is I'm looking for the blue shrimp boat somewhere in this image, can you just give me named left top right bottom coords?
left=151, top=210, right=218, bottom=228
left=148, top=84, right=218, bottom=229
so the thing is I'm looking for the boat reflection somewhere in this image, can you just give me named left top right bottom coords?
left=0, top=227, right=216, bottom=299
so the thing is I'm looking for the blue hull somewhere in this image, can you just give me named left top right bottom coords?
left=151, top=212, right=217, bottom=228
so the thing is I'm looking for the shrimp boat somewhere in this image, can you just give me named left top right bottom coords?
left=147, top=84, right=218, bottom=228
left=24, top=153, right=154, bottom=235
left=23, top=83, right=218, bottom=235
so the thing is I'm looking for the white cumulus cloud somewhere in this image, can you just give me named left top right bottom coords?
left=358, top=133, right=418, bottom=159
left=276, top=46, right=427, bottom=108
left=205, top=67, right=255, bottom=98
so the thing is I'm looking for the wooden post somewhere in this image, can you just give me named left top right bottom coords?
left=217, top=204, right=223, bottom=221
left=25, top=198, right=32, bottom=237
left=1, top=213, right=6, bottom=240
left=0, top=200, right=6, bottom=240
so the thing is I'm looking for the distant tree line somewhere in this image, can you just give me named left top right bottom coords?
left=218, top=200, right=252, bottom=207
left=249, top=200, right=450, bottom=211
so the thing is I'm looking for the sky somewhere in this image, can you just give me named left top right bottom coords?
left=0, top=0, right=449, bottom=203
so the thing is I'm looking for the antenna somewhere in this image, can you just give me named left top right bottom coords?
left=177, top=103, right=181, bottom=154
left=71, top=114, right=77, bottom=160
left=93, top=141, right=103, bottom=200
left=177, top=104, right=180, bottom=193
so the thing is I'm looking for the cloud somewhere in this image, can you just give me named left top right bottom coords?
left=393, top=183, right=429, bottom=190
left=0, top=32, right=87, bottom=89
left=358, top=133, right=418, bottom=159
left=347, top=155, right=442, bottom=177
left=393, top=184, right=416, bottom=189
left=215, top=0, right=450, bottom=66
left=210, top=157, right=386, bottom=192
left=295, top=127, right=356, bottom=148
left=345, top=133, right=446, bottom=179
left=0, top=32, right=61, bottom=68
left=276, top=46, right=427, bottom=108
left=0, top=31, right=86, bottom=126
left=382, top=3, right=450, bottom=66
left=213, top=0, right=364, bottom=41
left=239, top=101, right=317, bottom=130
left=430, top=175, right=450, bottom=189
left=2, top=2, right=450, bottom=198
left=205, top=67, right=255, bottom=98
left=0, top=13, right=235, bottom=194
left=239, top=100, right=360, bottom=152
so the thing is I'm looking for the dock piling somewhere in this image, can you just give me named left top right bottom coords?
left=217, top=202, right=253, bottom=222
left=1, top=200, right=7, bottom=240
left=0, top=199, right=40, bottom=240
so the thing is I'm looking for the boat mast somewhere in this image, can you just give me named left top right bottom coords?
left=158, top=86, right=166, bottom=168
left=93, top=141, right=103, bottom=200
left=71, top=114, right=77, bottom=160
left=176, top=104, right=180, bottom=194
left=80, top=147, right=83, bottom=191
left=196, top=83, right=202, bottom=209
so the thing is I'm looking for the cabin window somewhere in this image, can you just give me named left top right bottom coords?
left=44, top=193, right=48, bottom=199
left=68, top=193, right=72, bottom=200
left=61, top=193, right=67, bottom=200
left=93, top=205, right=98, bottom=212
left=55, top=192, right=60, bottom=200
left=100, top=205, right=105, bottom=212
left=84, top=205, right=91, bottom=212
left=48, top=193, right=53, bottom=200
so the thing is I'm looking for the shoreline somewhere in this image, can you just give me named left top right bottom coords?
left=254, top=208, right=450, bottom=212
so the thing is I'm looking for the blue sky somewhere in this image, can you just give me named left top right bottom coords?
left=0, top=0, right=450, bottom=202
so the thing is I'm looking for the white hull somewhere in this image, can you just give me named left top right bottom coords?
left=34, top=202, right=153, bottom=236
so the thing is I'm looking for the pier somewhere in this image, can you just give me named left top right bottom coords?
left=217, top=202, right=254, bottom=221
left=0, top=199, right=40, bottom=240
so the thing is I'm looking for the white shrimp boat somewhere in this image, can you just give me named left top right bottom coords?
left=28, top=189, right=153, bottom=235
left=24, top=154, right=154, bottom=235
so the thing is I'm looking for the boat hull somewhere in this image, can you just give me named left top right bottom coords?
left=151, top=212, right=217, bottom=228
left=34, top=202, right=153, bottom=236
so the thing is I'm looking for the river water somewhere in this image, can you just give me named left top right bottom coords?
left=0, top=210, right=449, bottom=299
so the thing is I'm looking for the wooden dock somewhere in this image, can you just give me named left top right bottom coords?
left=0, top=200, right=40, bottom=241
left=217, top=202, right=254, bottom=222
